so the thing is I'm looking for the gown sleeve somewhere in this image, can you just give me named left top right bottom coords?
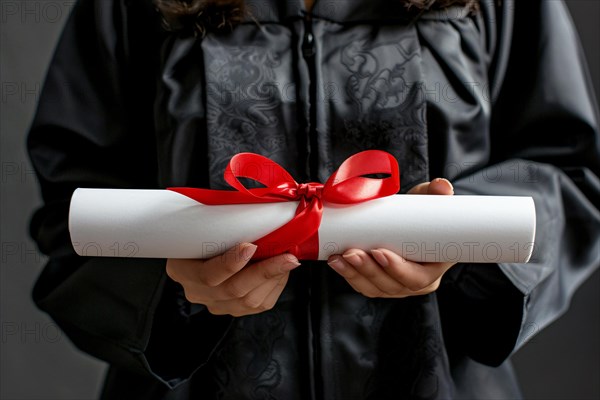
left=436, top=0, right=600, bottom=366
left=26, top=0, right=232, bottom=388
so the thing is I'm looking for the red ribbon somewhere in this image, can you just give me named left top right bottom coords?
left=167, top=150, right=400, bottom=260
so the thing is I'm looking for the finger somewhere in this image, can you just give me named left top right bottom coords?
left=249, top=273, right=289, bottom=312
left=371, top=248, right=454, bottom=291
left=166, top=258, right=213, bottom=286
left=339, top=249, right=405, bottom=295
left=421, top=261, right=456, bottom=273
left=195, top=243, right=257, bottom=287
left=218, top=253, right=300, bottom=299
left=407, top=277, right=443, bottom=295
left=407, top=178, right=454, bottom=195
left=427, top=178, right=454, bottom=195
left=407, top=181, right=430, bottom=195
left=209, top=274, right=290, bottom=316
left=328, top=255, right=387, bottom=298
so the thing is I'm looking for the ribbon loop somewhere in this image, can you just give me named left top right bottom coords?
left=168, top=150, right=400, bottom=260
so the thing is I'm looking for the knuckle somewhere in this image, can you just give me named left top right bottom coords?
left=363, top=290, right=381, bottom=298
left=276, top=275, right=289, bottom=288
left=222, top=281, right=246, bottom=298
left=405, top=278, right=429, bottom=292
left=229, top=310, right=245, bottom=317
left=361, top=269, right=378, bottom=280
left=255, top=303, right=270, bottom=312
left=241, top=296, right=262, bottom=309
left=343, top=268, right=358, bottom=279
left=386, top=292, right=402, bottom=298
left=353, top=284, right=384, bottom=298
left=221, top=261, right=242, bottom=276
left=427, top=280, right=441, bottom=292
left=218, top=250, right=235, bottom=265
left=220, top=249, right=247, bottom=268
left=205, top=305, right=220, bottom=315
left=165, top=263, right=181, bottom=282
left=183, top=288, right=199, bottom=303
left=199, top=275, right=220, bottom=288
left=262, top=267, right=281, bottom=280
left=405, top=284, right=423, bottom=292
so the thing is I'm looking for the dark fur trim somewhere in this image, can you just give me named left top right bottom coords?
left=155, top=0, right=245, bottom=37
left=154, top=0, right=479, bottom=37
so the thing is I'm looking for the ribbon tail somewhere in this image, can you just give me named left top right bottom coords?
left=295, top=231, right=320, bottom=260
left=252, top=199, right=323, bottom=260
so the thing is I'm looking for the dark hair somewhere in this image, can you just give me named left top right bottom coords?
left=154, top=0, right=479, bottom=37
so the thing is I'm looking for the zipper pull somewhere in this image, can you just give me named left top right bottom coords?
left=302, top=29, right=315, bottom=58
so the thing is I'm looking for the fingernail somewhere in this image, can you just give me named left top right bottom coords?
left=240, top=243, right=258, bottom=261
left=437, top=178, right=454, bottom=194
left=371, top=249, right=389, bottom=267
left=342, top=252, right=362, bottom=267
left=282, top=260, right=301, bottom=271
left=327, top=256, right=346, bottom=270
left=443, top=179, right=454, bottom=194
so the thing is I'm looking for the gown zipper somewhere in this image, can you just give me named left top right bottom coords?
left=302, top=15, right=319, bottom=181
left=301, top=12, right=324, bottom=400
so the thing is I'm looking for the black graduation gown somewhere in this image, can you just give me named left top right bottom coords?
left=27, top=0, right=600, bottom=398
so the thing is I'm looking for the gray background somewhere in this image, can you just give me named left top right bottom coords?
left=0, top=0, right=598, bottom=399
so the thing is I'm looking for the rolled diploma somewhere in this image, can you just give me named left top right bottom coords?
left=69, top=188, right=536, bottom=263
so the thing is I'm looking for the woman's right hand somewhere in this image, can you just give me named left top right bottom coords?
left=166, top=243, right=300, bottom=317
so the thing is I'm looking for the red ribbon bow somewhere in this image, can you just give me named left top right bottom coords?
left=167, top=150, right=400, bottom=260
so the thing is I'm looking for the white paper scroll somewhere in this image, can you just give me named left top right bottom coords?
left=68, top=188, right=536, bottom=263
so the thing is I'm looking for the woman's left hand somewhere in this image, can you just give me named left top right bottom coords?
left=327, top=178, right=456, bottom=298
